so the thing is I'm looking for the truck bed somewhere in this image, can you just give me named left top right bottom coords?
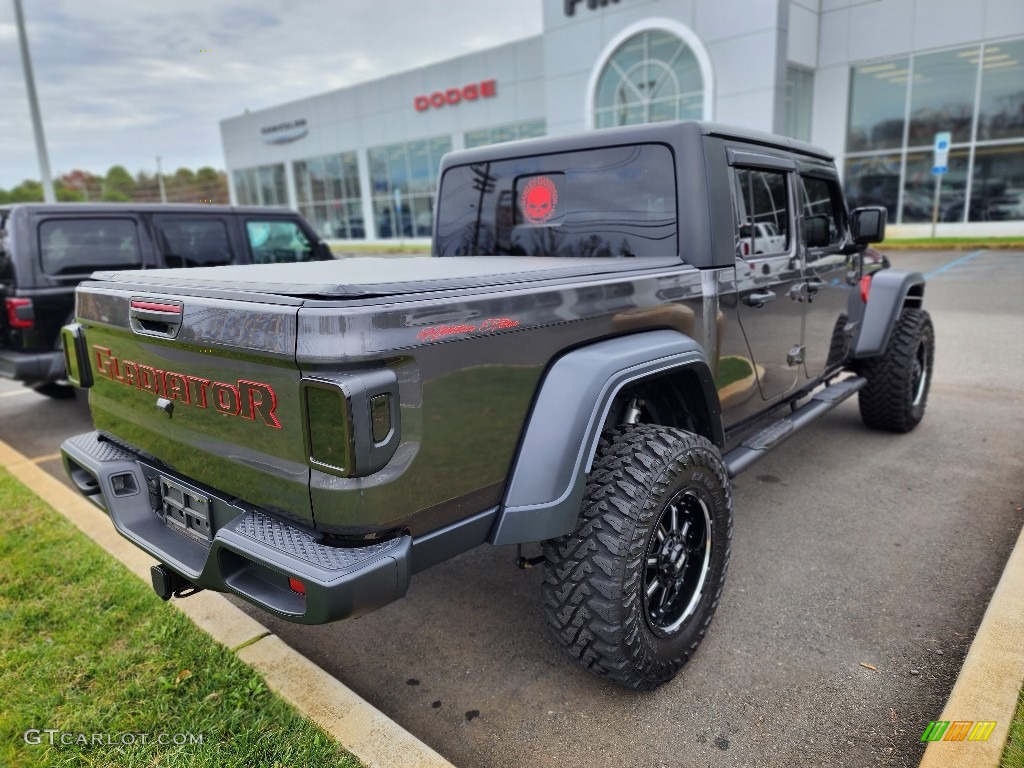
left=92, top=255, right=680, bottom=299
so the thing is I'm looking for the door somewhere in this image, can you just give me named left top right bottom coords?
left=731, top=165, right=805, bottom=402
left=798, top=173, right=854, bottom=380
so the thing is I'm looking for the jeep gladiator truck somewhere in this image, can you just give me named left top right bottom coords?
left=60, top=122, right=933, bottom=690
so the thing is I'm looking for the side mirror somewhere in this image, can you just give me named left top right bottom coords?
left=315, top=241, right=334, bottom=261
left=850, top=206, right=887, bottom=245
left=803, top=214, right=830, bottom=248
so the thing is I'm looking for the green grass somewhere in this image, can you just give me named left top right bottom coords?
left=1002, top=684, right=1024, bottom=767
left=880, top=236, right=1024, bottom=250
left=328, top=242, right=430, bottom=255
left=714, top=355, right=754, bottom=390
left=0, top=467, right=362, bottom=768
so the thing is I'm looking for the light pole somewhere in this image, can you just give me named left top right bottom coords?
left=156, top=156, right=168, bottom=203
left=13, top=0, right=55, bottom=203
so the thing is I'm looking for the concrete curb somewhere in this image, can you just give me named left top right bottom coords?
left=919, top=521, right=1024, bottom=767
left=0, top=439, right=454, bottom=768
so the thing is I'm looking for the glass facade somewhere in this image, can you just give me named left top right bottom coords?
left=594, top=29, right=703, bottom=129
left=845, top=39, right=1024, bottom=223
left=232, top=164, right=287, bottom=207
left=464, top=119, right=546, bottom=149
left=293, top=152, right=364, bottom=239
left=368, top=136, right=451, bottom=238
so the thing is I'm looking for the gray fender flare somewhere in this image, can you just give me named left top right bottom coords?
left=488, top=330, right=721, bottom=546
left=852, top=270, right=925, bottom=359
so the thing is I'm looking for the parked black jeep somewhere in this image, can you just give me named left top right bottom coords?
left=0, top=203, right=331, bottom=397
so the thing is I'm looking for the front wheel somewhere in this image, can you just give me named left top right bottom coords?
left=858, top=307, right=934, bottom=432
left=542, top=424, right=733, bottom=690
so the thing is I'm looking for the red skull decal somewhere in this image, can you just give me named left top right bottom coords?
left=520, top=176, right=558, bottom=223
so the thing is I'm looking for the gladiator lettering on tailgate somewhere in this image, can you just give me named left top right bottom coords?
left=91, top=346, right=282, bottom=429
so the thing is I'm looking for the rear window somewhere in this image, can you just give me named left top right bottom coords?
left=39, top=218, right=142, bottom=275
left=154, top=218, right=232, bottom=268
left=435, top=143, right=677, bottom=258
left=246, top=220, right=316, bottom=263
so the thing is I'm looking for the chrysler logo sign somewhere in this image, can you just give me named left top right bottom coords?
left=260, top=119, right=308, bottom=144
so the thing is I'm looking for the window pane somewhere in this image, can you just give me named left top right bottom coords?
left=155, top=219, right=231, bottom=268
left=785, top=66, right=814, bottom=142
left=247, top=220, right=314, bottom=263
left=374, top=198, right=395, bottom=238
left=272, top=165, right=287, bottom=206
left=435, top=144, right=677, bottom=258
left=800, top=176, right=842, bottom=245
left=325, top=155, right=344, bottom=200
left=907, top=47, right=978, bottom=146
left=39, top=218, right=141, bottom=274
left=464, top=129, right=489, bottom=149
left=388, top=145, right=408, bottom=194
left=843, top=154, right=902, bottom=222
left=595, top=31, right=703, bottom=128
left=847, top=58, right=909, bottom=152
left=520, top=119, right=546, bottom=140
left=293, top=161, right=310, bottom=205
left=368, top=148, right=389, bottom=194
left=970, top=143, right=1024, bottom=221
left=342, top=152, right=361, bottom=199
left=735, top=169, right=790, bottom=255
left=902, top=149, right=970, bottom=223
left=409, top=142, right=432, bottom=194
left=977, top=39, right=1024, bottom=140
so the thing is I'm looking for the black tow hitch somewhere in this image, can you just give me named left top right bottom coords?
left=150, top=564, right=203, bottom=601
left=516, top=544, right=545, bottom=570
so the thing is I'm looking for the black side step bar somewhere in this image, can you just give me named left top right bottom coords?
left=723, top=376, right=866, bottom=477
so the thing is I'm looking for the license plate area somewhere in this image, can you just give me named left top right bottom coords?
left=159, top=475, right=212, bottom=546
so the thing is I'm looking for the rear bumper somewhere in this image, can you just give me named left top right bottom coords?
left=0, top=349, right=64, bottom=383
left=60, top=430, right=412, bottom=624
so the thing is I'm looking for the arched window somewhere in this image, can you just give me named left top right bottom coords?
left=594, top=29, right=704, bottom=129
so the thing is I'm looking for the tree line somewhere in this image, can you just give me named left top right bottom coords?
left=0, top=166, right=230, bottom=205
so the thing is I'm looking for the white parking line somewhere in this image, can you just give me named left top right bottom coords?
left=0, top=389, right=34, bottom=399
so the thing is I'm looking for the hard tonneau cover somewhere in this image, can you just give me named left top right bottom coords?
left=90, top=255, right=682, bottom=299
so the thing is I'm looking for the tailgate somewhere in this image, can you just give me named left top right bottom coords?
left=74, top=285, right=311, bottom=522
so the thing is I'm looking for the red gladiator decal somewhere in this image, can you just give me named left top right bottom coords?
left=90, top=345, right=281, bottom=429
left=519, top=176, right=558, bottom=223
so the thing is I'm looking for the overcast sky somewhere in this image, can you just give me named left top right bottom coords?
left=0, top=0, right=543, bottom=189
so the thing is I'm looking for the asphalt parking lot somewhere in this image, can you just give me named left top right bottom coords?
left=1, top=248, right=1021, bottom=768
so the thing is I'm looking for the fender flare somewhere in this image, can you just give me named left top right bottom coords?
left=852, top=270, right=925, bottom=359
left=488, top=330, right=721, bottom=546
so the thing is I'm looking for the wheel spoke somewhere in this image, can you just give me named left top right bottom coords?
left=647, top=557, right=659, bottom=567
left=646, top=577, right=661, bottom=599
left=670, top=504, right=679, bottom=533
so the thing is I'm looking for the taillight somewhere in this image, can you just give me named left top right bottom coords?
left=5, top=297, right=33, bottom=329
left=859, top=275, right=872, bottom=304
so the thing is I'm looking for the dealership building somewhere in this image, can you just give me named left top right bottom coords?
left=220, top=0, right=1024, bottom=240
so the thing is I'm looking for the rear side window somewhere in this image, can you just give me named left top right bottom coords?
left=246, top=220, right=315, bottom=263
left=733, top=168, right=791, bottom=256
left=39, top=218, right=142, bottom=275
left=435, top=144, right=677, bottom=258
left=154, top=219, right=231, bottom=268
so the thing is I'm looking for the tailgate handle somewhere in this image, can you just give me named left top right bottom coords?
left=130, top=299, right=183, bottom=337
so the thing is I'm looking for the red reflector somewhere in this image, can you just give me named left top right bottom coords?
left=130, top=300, right=181, bottom=314
left=288, top=577, right=306, bottom=595
left=859, top=275, right=872, bottom=304
left=5, top=297, right=33, bottom=329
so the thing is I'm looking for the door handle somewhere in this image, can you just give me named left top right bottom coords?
left=743, top=290, right=776, bottom=308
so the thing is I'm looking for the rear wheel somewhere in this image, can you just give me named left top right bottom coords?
left=858, top=307, right=934, bottom=432
left=542, top=424, right=733, bottom=690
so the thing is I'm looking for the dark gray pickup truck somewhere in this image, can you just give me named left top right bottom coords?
left=61, top=121, right=933, bottom=690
